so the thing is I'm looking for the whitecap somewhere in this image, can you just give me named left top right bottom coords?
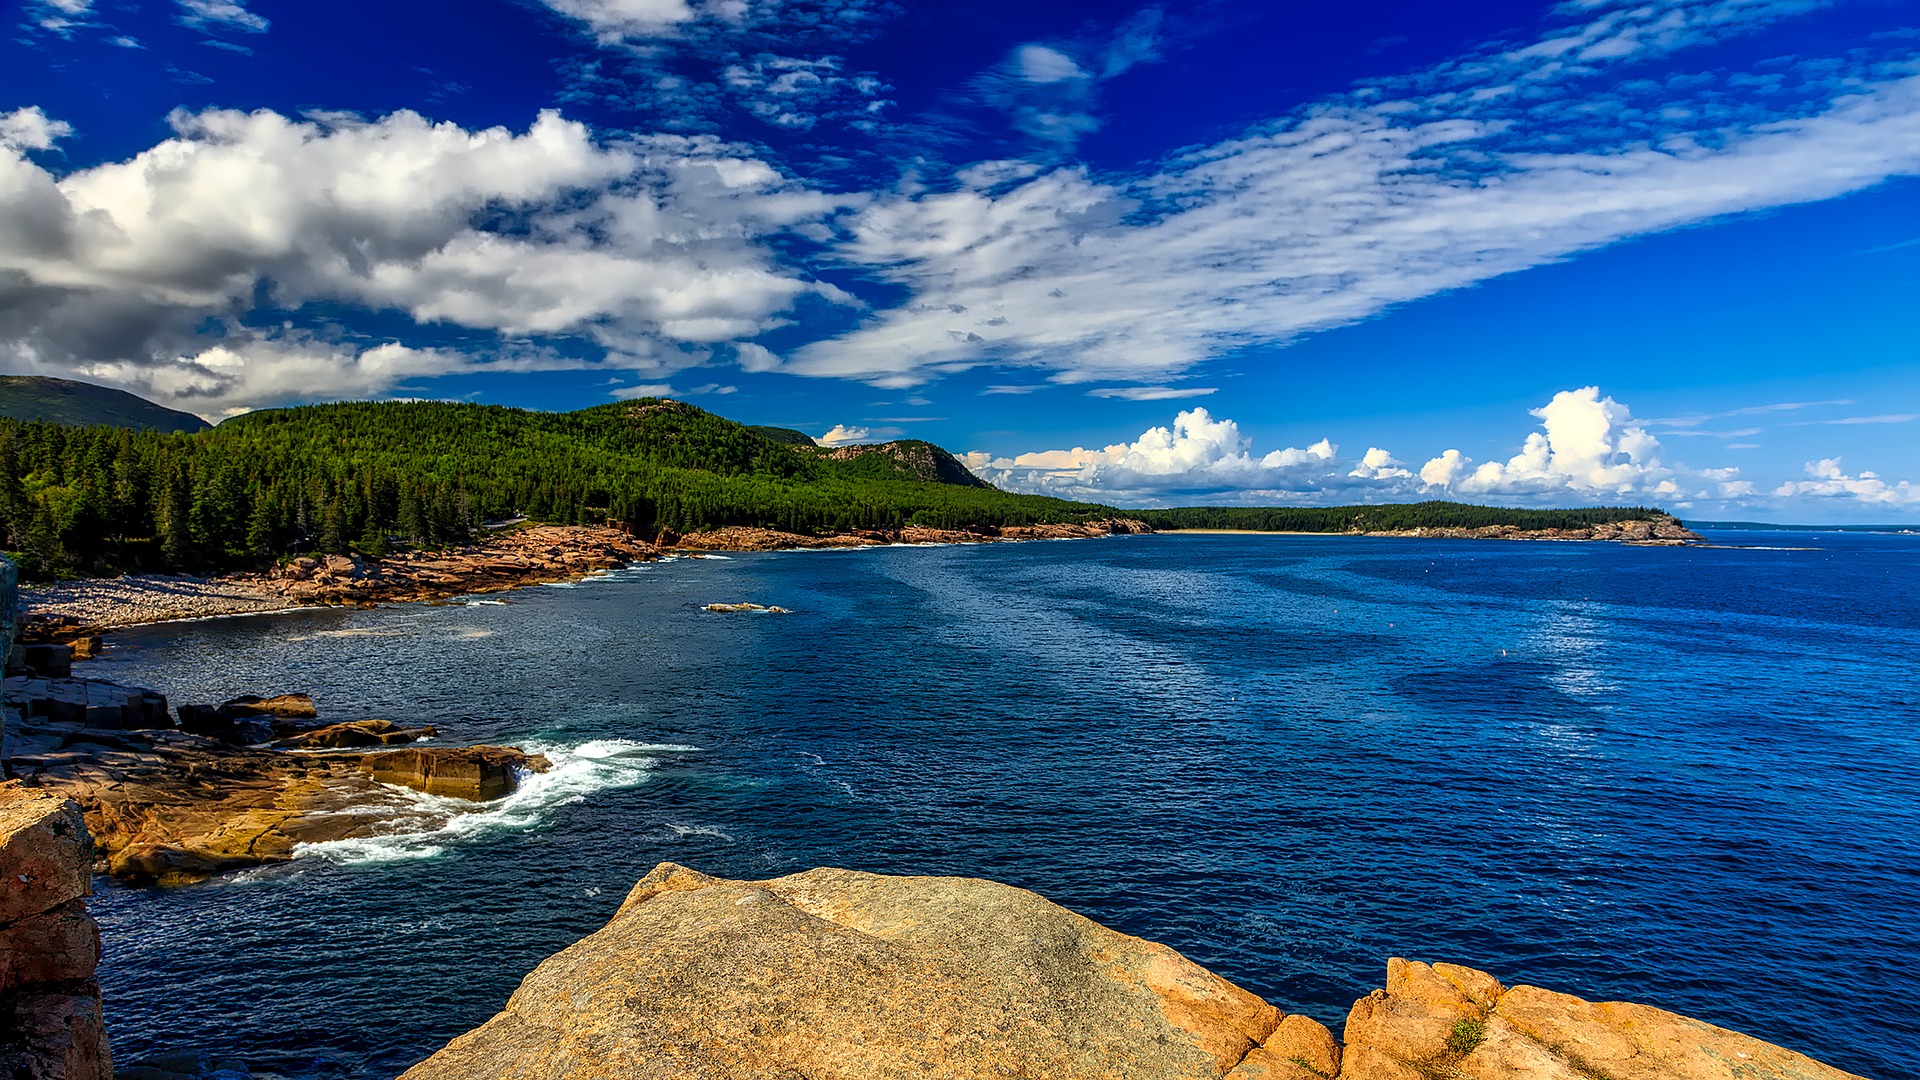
left=293, top=738, right=700, bottom=866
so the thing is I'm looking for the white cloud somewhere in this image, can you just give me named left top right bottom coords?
left=720, top=54, right=892, bottom=131
left=611, top=383, right=678, bottom=400
left=815, top=423, right=875, bottom=446
left=75, top=337, right=511, bottom=420
left=1349, top=447, right=1413, bottom=480
left=32, top=0, right=92, bottom=33
left=1087, top=386, right=1217, bottom=400
left=0, top=108, right=73, bottom=152
left=1774, top=459, right=1920, bottom=505
left=790, top=5, right=1920, bottom=388
left=735, top=342, right=783, bottom=372
left=1420, top=387, right=1672, bottom=497
left=1016, top=45, right=1085, bottom=84
left=537, top=0, right=698, bottom=42
left=0, top=107, right=846, bottom=413
left=177, top=0, right=269, bottom=33
left=967, top=407, right=1339, bottom=501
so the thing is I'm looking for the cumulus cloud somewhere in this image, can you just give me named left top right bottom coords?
left=815, top=423, right=876, bottom=446
left=0, top=108, right=73, bottom=152
left=1349, top=447, right=1412, bottom=480
left=790, top=4, right=1920, bottom=388
left=966, top=407, right=1339, bottom=502
left=0, top=107, right=846, bottom=413
left=1774, top=459, right=1920, bottom=505
left=1420, top=388, right=1674, bottom=498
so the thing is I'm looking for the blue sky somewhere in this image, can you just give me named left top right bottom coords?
left=3, top=0, right=1916, bottom=519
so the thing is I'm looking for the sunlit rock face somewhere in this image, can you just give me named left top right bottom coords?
left=402, top=865, right=1864, bottom=1080
left=0, top=781, right=111, bottom=1080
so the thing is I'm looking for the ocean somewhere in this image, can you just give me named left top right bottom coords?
left=81, top=530, right=1920, bottom=1079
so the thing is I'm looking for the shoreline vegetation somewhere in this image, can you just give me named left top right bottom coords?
left=0, top=393, right=1699, bottom=640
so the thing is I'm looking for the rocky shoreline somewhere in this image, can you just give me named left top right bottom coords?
left=17, top=519, right=1156, bottom=646
left=2, top=666, right=552, bottom=886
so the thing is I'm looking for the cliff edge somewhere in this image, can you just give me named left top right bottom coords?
left=0, top=781, right=111, bottom=1079
left=402, top=863, right=1862, bottom=1080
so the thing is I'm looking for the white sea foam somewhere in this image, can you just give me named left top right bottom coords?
left=462, top=598, right=508, bottom=606
left=293, top=738, right=700, bottom=866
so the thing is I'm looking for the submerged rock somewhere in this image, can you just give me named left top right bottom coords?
left=701, top=602, right=791, bottom=613
left=403, top=866, right=1869, bottom=1080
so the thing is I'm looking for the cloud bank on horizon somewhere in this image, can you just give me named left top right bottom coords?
left=966, top=386, right=1919, bottom=511
left=2, top=0, right=1917, bottom=518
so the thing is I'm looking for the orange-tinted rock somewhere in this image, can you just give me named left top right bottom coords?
left=358, top=745, right=549, bottom=801
left=0, top=782, right=110, bottom=1080
left=1337, top=958, right=1865, bottom=1080
left=274, top=719, right=436, bottom=749
left=402, top=862, right=1323, bottom=1080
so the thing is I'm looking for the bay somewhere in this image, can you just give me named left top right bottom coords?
left=83, top=530, right=1920, bottom=1079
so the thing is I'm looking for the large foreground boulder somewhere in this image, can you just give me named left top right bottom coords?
left=403, top=866, right=1869, bottom=1080
left=401, top=862, right=1323, bottom=1080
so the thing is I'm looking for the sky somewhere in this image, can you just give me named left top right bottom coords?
left=2, top=0, right=1917, bottom=520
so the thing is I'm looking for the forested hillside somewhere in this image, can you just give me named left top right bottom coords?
left=0, top=375, right=211, bottom=433
left=1132, top=502, right=1675, bottom=532
left=0, top=399, right=1112, bottom=578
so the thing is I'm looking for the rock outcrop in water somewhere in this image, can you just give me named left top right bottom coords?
left=0, top=781, right=111, bottom=1079
left=403, top=864, right=1866, bottom=1080
left=3, top=667, right=550, bottom=884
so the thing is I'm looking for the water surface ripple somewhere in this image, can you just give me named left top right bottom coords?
left=84, top=532, right=1920, bottom=1079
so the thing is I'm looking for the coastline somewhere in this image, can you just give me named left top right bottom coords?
left=21, top=518, right=1154, bottom=639
left=19, top=513, right=1700, bottom=639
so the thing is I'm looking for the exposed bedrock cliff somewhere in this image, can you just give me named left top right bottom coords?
left=0, top=781, right=111, bottom=1080
left=404, top=864, right=1866, bottom=1080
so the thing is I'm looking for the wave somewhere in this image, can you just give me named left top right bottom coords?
left=293, top=738, right=700, bottom=866
left=462, top=598, right=508, bottom=606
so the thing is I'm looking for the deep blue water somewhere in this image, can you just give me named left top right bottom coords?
left=82, top=530, right=1920, bottom=1079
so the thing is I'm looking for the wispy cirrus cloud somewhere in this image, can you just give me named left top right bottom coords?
left=790, top=2, right=1920, bottom=391
left=177, top=0, right=269, bottom=34
left=1786, top=413, right=1919, bottom=425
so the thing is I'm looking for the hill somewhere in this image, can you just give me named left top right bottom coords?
left=0, top=375, right=210, bottom=433
left=804, top=440, right=991, bottom=489
left=0, top=398, right=1112, bottom=578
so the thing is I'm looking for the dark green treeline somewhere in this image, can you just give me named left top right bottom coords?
left=1131, top=503, right=1670, bottom=533
left=0, top=399, right=1112, bottom=578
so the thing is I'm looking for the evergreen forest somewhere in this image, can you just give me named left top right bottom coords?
left=0, top=399, right=1112, bottom=578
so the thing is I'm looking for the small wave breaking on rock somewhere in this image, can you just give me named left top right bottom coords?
left=292, top=739, right=699, bottom=867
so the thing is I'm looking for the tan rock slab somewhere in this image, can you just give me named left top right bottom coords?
left=402, top=861, right=1322, bottom=1080
left=0, top=782, right=90, bottom=924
